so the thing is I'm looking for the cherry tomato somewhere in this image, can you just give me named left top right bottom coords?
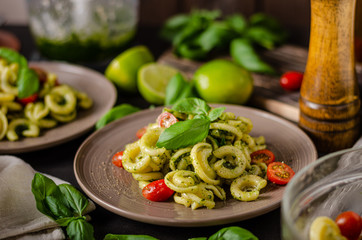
left=267, top=162, right=295, bottom=185
left=280, top=71, right=304, bottom=91
left=142, top=179, right=174, bottom=202
left=250, top=149, right=275, bottom=165
left=335, top=211, right=362, bottom=240
left=17, top=93, right=38, bottom=105
left=136, top=126, right=147, bottom=139
left=157, top=112, right=178, bottom=128
left=112, top=151, right=124, bottom=168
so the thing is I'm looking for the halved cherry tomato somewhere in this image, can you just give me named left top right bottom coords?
left=142, top=179, right=174, bottom=202
left=250, top=149, right=275, bottom=165
left=136, top=126, right=147, bottom=139
left=112, top=151, right=124, bottom=168
left=335, top=211, right=362, bottom=240
left=267, top=162, right=295, bottom=185
left=17, top=93, right=38, bottom=105
left=157, top=112, right=178, bottom=128
left=280, top=71, right=304, bottom=91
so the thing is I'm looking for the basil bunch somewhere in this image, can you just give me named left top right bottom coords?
left=31, top=173, right=95, bottom=240
left=156, top=98, right=225, bottom=150
left=0, top=47, right=40, bottom=98
left=160, top=10, right=287, bottom=74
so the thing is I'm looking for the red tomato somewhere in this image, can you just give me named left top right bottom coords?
left=136, top=126, right=147, bottom=139
left=112, top=151, right=124, bottom=168
left=250, top=149, right=275, bottom=165
left=157, top=112, right=178, bottom=128
left=17, top=93, right=38, bottom=105
left=280, top=71, right=304, bottom=91
left=142, top=179, right=174, bottom=202
left=267, top=162, right=295, bottom=185
left=335, top=211, right=362, bottom=240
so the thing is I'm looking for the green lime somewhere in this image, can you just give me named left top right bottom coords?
left=193, top=59, right=253, bottom=105
left=105, top=45, right=154, bottom=93
left=137, top=63, right=179, bottom=105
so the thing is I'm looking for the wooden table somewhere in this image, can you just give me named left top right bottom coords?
left=1, top=25, right=311, bottom=240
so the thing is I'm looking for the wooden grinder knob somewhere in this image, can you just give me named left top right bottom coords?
left=299, top=0, right=361, bottom=153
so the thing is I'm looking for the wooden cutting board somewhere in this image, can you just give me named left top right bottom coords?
left=158, top=44, right=362, bottom=123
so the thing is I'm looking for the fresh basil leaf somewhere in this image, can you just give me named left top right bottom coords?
left=96, top=104, right=140, bottom=130
left=160, top=14, right=190, bottom=42
left=104, top=234, right=159, bottom=240
left=31, top=173, right=63, bottom=219
left=194, top=22, right=235, bottom=52
left=230, top=38, right=276, bottom=74
left=17, top=68, right=40, bottom=98
left=55, top=217, right=78, bottom=227
left=66, top=218, right=95, bottom=240
left=172, top=97, right=210, bottom=116
left=208, top=107, right=225, bottom=121
left=165, top=73, right=189, bottom=106
left=156, top=118, right=210, bottom=150
left=225, top=14, right=247, bottom=34
left=208, top=226, right=258, bottom=240
left=59, top=184, right=89, bottom=216
left=188, top=238, right=207, bottom=240
left=165, top=73, right=197, bottom=106
left=45, top=195, right=73, bottom=218
left=0, top=47, right=27, bottom=68
left=245, top=27, right=283, bottom=50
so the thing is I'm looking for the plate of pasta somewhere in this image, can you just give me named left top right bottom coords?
left=74, top=102, right=317, bottom=227
left=0, top=61, right=116, bottom=153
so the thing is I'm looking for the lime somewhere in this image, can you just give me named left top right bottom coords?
left=193, top=59, right=253, bottom=105
left=137, top=63, right=179, bottom=105
left=105, top=45, right=154, bottom=93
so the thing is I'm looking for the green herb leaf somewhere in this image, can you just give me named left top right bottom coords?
left=160, top=14, right=190, bottom=42
left=45, top=195, right=73, bottom=219
left=165, top=73, right=196, bottom=106
left=225, top=14, right=248, bottom=34
left=31, top=173, right=63, bottom=219
left=156, top=118, right=210, bottom=150
left=208, top=226, right=258, bottom=240
left=66, top=218, right=95, bottom=240
left=59, top=184, right=89, bottom=216
left=17, top=68, right=40, bottom=98
left=96, top=104, right=140, bottom=130
left=230, top=38, right=276, bottom=74
left=104, top=234, right=159, bottom=240
left=172, top=97, right=210, bottom=116
left=208, top=107, right=225, bottom=121
left=0, top=47, right=27, bottom=68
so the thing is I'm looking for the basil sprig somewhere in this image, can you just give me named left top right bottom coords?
left=160, top=10, right=287, bottom=74
left=156, top=98, right=225, bottom=150
left=31, top=173, right=95, bottom=240
left=0, top=47, right=40, bottom=98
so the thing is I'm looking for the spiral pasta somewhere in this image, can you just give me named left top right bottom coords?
left=121, top=108, right=268, bottom=209
left=0, top=58, right=93, bottom=141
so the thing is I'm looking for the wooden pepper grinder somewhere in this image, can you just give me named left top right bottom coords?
left=299, top=0, right=361, bottom=153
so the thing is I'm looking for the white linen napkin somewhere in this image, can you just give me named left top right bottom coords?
left=0, top=155, right=95, bottom=240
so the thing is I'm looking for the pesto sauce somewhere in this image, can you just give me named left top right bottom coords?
left=34, top=30, right=135, bottom=62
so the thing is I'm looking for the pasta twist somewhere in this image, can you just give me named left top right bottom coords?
left=213, top=145, right=248, bottom=179
left=230, top=175, right=267, bottom=201
left=6, top=118, right=40, bottom=141
left=45, top=85, right=77, bottom=115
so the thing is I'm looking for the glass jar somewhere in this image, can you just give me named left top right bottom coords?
left=27, top=0, right=139, bottom=63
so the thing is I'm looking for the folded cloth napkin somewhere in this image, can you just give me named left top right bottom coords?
left=0, top=155, right=95, bottom=240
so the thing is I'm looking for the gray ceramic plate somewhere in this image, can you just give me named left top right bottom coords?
left=74, top=104, right=317, bottom=227
left=0, top=61, right=116, bottom=153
